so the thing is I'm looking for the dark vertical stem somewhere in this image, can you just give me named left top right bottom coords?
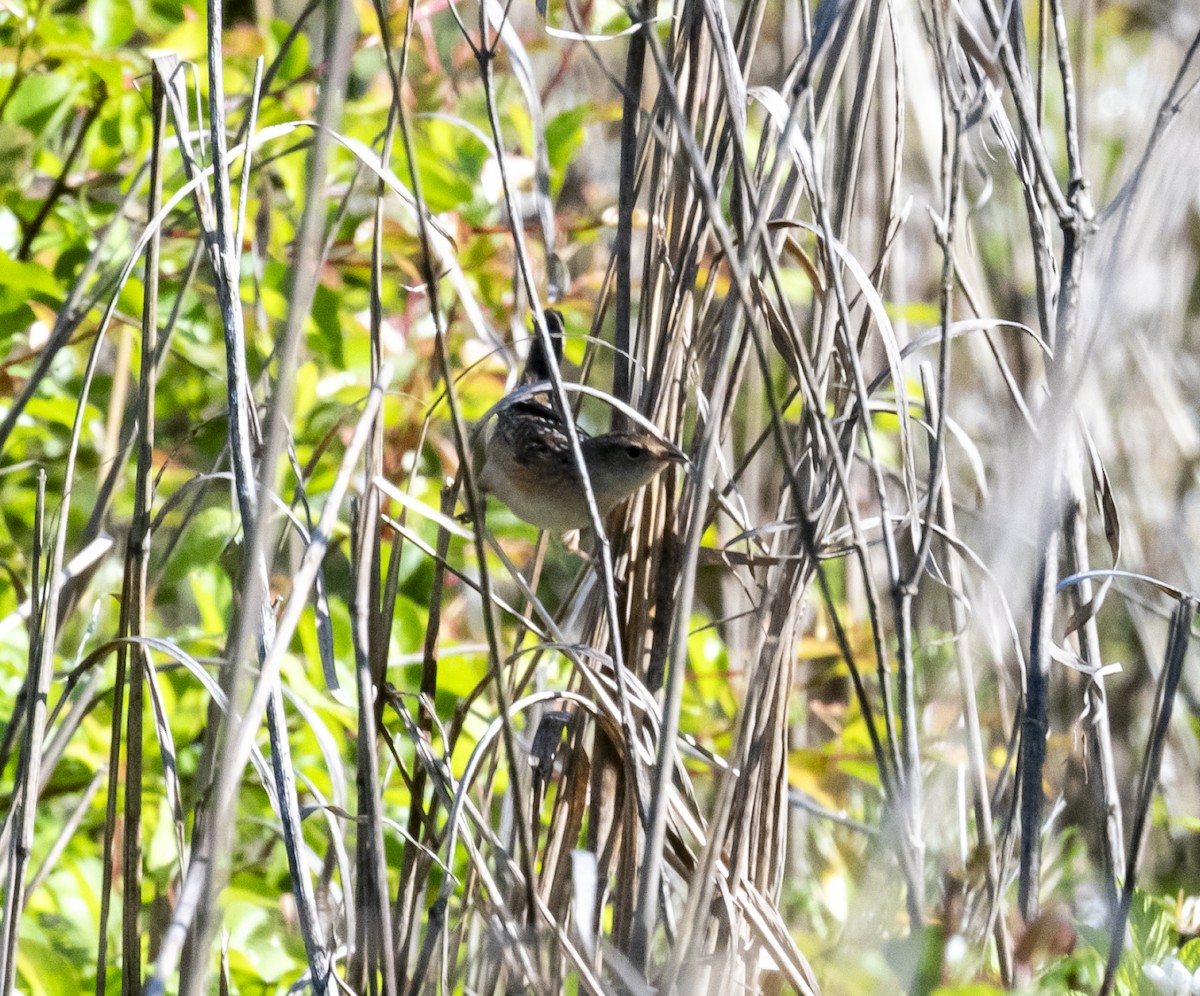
left=176, top=0, right=267, bottom=974
left=1100, top=599, right=1195, bottom=996
left=1049, top=0, right=1084, bottom=191
left=612, top=1, right=649, bottom=425
left=119, top=58, right=166, bottom=995
left=469, top=47, right=544, bottom=927
left=1018, top=518, right=1059, bottom=922
left=95, top=605, right=129, bottom=990
left=204, top=12, right=258, bottom=533
left=0, top=472, right=45, bottom=996
left=378, top=0, right=541, bottom=955
left=181, top=0, right=355, bottom=988
left=393, top=489, right=453, bottom=985
left=350, top=500, right=399, bottom=995
left=351, top=34, right=400, bottom=988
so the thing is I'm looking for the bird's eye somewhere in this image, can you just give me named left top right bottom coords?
left=625, top=444, right=644, bottom=459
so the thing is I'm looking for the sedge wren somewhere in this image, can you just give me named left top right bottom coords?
left=475, top=310, right=685, bottom=532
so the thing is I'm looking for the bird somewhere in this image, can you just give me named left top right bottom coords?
left=474, top=310, right=686, bottom=532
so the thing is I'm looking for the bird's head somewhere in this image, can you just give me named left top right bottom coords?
left=581, top=431, right=687, bottom=511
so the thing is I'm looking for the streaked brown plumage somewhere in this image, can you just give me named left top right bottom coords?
left=476, top=310, right=685, bottom=531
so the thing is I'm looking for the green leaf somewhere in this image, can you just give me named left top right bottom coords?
left=14, top=934, right=82, bottom=996
left=1128, top=889, right=1174, bottom=965
left=24, top=396, right=85, bottom=430
left=89, top=0, right=135, bottom=47
left=416, top=144, right=475, bottom=212
left=546, top=104, right=588, bottom=188
left=1179, top=937, right=1200, bottom=971
left=0, top=248, right=61, bottom=304
left=163, top=506, right=238, bottom=587
left=309, top=283, right=345, bottom=367
left=269, top=17, right=311, bottom=81
left=438, top=651, right=488, bottom=700
left=836, top=756, right=884, bottom=788
left=5, top=73, right=77, bottom=133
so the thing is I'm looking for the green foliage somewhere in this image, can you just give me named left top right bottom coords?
left=1070, top=891, right=1176, bottom=996
left=0, top=0, right=1193, bottom=990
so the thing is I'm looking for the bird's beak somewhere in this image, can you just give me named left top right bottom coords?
left=665, top=443, right=689, bottom=466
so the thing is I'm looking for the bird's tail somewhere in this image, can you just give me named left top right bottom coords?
left=522, top=308, right=565, bottom=385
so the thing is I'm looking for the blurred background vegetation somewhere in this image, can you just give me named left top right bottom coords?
left=0, top=0, right=1199, bottom=992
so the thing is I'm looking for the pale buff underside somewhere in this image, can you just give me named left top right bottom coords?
left=478, top=426, right=614, bottom=531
